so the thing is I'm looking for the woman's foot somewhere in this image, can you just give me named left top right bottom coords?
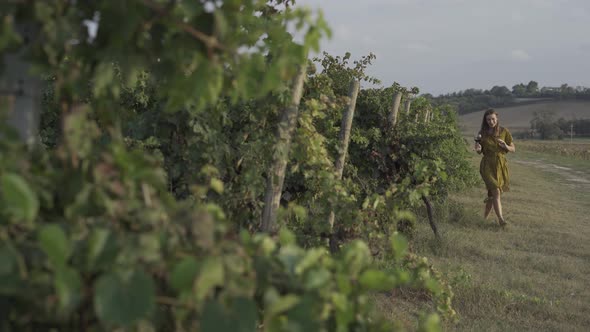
left=498, top=218, right=508, bottom=226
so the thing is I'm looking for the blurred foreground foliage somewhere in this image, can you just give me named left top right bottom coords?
left=0, top=1, right=476, bottom=330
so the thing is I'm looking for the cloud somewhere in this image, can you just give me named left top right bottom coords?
left=295, top=0, right=590, bottom=94
left=510, top=49, right=531, bottom=61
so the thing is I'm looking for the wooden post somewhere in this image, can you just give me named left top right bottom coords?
left=424, top=107, right=431, bottom=123
left=327, top=80, right=360, bottom=247
left=387, top=91, right=402, bottom=129
left=404, top=97, right=412, bottom=114
left=0, top=23, right=41, bottom=146
left=334, top=79, right=360, bottom=180
left=261, top=65, right=306, bottom=232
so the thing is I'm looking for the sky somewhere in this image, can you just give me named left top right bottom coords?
left=294, top=0, right=590, bottom=96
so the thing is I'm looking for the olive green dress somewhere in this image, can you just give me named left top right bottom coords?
left=479, top=127, right=513, bottom=192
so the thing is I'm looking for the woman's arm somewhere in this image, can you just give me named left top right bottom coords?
left=505, top=142, right=515, bottom=152
left=475, top=142, right=482, bottom=154
left=497, top=139, right=515, bottom=152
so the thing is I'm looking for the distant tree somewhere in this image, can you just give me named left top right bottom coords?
left=463, top=88, right=482, bottom=97
left=512, top=83, right=526, bottom=96
left=560, top=83, right=575, bottom=96
left=530, top=111, right=564, bottom=139
left=490, top=85, right=511, bottom=97
left=526, top=81, right=539, bottom=94
left=432, top=81, right=590, bottom=115
left=555, top=118, right=590, bottom=138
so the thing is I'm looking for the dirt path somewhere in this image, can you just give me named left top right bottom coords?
left=513, top=159, right=590, bottom=190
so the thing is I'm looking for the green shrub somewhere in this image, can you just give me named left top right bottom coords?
left=0, top=111, right=452, bottom=331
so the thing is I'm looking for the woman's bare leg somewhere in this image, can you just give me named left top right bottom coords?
left=492, top=188, right=506, bottom=225
left=484, top=190, right=493, bottom=219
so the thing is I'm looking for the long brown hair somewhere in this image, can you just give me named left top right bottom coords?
left=480, top=108, right=500, bottom=137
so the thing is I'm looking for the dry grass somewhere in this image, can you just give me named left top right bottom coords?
left=373, top=143, right=590, bottom=331
left=459, top=100, right=590, bottom=136
left=517, top=139, right=590, bottom=160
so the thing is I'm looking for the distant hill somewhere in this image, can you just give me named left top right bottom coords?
left=458, top=100, right=590, bottom=136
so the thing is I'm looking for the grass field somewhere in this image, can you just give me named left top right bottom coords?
left=516, top=139, right=590, bottom=160
left=373, top=140, right=590, bottom=331
left=459, top=100, right=590, bottom=136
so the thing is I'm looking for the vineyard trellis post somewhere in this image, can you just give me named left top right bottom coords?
left=0, top=23, right=41, bottom=147
left=261, top=65, right=307, bottom=232
left=424, top=106, right=431, bottom=123
left=404, top=96, right=413, bottom=114
left=327, top=79, right=360, bottom=251
left=387, top=89, right=402, bottom=129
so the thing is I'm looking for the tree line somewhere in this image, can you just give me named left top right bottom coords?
left=530, top=111, right=590, bottom=139
left=429, top=81, right=590, bottom=115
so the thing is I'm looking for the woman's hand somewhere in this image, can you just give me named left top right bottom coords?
left=475, top=142, right=482, bottom=153
left=497, top=139, right=515, bottom=152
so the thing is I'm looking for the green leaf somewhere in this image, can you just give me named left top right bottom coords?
left=359, top=269, right=396, bottom=291
left=0, top=246, right=21, bottom=295
left=278, top=228, right=296, bottom=245
left=38, top=225, right=71, bottom=267
left=0, top=246, right=16, bottom=276
left=418, top=313, right=442, bottom=332
left=34, top=2, right=54, bottom=20
left=256, top=236, right=277, bottom=256
left=331, top=292, right=349, bottom=312
left=303, top=268, right=331, bottom=290
left=94, top=270, right=155, bottom=326
left=266, top=294, right=300, bottom=317
left=86, top=228, right=117, bottom=271
left=282, top=295, right=321, bottom=331
left=0, top=15, right=22, bottom=51
left=200, top=301, right=232, bottom=332
left=230, top=297, right=257, bottom=332
left=1, top=173, right=39, bottom=223
left=209, top=178, right=224, bottom=194
left=55, top=266, right=82, bottom=313
left=213, top=11, right=228, bottom=39
left=372, top=197, right=380, bottom=209
left=342, top=240, right=371, bottom=276
left=295, top=248, right=325, bottom=275
left=138, top=233, right=161, bottom=262
left=200, top=298, right=257, bottom=332
left=361, top=197, right=370, bottom=209
left=336, top=274, right=352, bottom=295
left=425, top=278, right=442, bottom=294
left=195, top=258, right=224, bottom=302
left=278, top=244, right=304, bottom=275
left=391, top=233, right=408, bottom=261
left=170, top=257, right=199, bottom=292
left=63, top=109, right=98, bottom=158
left=178, top=0, right=204, bottom=20
left=93, top=62, right=116, bottom=97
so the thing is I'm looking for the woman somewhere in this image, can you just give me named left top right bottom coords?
left=474, top=109, right=515, bottom=226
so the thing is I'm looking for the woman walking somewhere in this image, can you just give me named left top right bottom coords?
left=474, top=109, right=515, bottom=226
